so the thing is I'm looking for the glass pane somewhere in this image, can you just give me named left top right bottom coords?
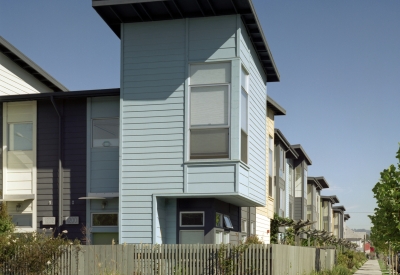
left=295, top=166, right=302, bottom=197
left=241, top=89, right=248, bottom=132
left=223, top=215, right=233, bottom=229
left=216, top=213, right=223, bottom=227
left=9, top=123, right=33, bottom=151
left=92, top=213, right=118, bottom=226
left=12, top=214, right=32, bottom=227
left=190, top=62, right=231, bottom=85
left=241, top=219, right=247, bottom=233
left=241, top=130, right=248, bottom=163
left=93, top=118, right=119, bottom=147
left=241, top=67, right=248, bottom=91
left=190, top=129, right=229, bottom=159
left=215, top=231, right=223, bottom=244
left=303, top=169, right=308, bottom=198
left=181, top=212, right=203, bottom=226
left=191, top=85, right=229, bottom=126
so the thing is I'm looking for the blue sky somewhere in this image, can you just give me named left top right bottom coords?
left=1, top=1, right=399, bottom=230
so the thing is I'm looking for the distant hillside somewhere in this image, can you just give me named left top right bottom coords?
left=353, top=229, right=371, bottom=235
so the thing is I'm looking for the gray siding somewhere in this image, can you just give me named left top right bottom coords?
left=121, top=19, right=186, bottom=244
left=294, top=197, right=304, bottom=221
left=37, top=100, right=59, bottom=229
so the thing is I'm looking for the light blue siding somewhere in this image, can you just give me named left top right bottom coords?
left=187, top=165, right=235, bottom=193
left=120, top=20, right=185, bottom=244
left=239, top=18, right=267, bottom=206
left=239, top=165, right=249, bottom=196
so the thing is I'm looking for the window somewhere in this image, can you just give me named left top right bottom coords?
left=288, top=163, right=294, bottom=197
left=9, top=123, right=33, bottom=151
left=241, top=67, right=249, bottom=164
left=223, top=215, right=233, bottom=229
left=12, top=214, right=32, bottom=228
left=268, top=137, right=273, bottom=197
left=180, top=212, right=204, bottom=227
left=93, top=118, right=119, bottom=147
left=295, top=166, right=302, bottom=197
left=303, top=169, right=308, bottom=198
left=279, top=147, right=285, bottom=178
left=250, top=221, right=255, bottom=235
left=216, top=212, right=223, bottom=227
left=307, top=184, right=312, bottom=204
left=241, top=219, right=247, bottom=233
left=190, top=62, right=230, bottom=159
left=279, top=188, right=285, bottom=217
left=92, top=213, right=118, bottom=226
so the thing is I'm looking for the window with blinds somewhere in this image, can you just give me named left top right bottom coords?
left=241, top=67, right=249, bottom=163
left=190, top=62, right=231, bottom=159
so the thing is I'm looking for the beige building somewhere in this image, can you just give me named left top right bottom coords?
left=255, top=96, right=285, bottom=243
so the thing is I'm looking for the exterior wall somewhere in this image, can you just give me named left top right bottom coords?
left=256, top=213, right=270, bottom=244
left=3, top=101, right=37, bottom=232
left=87, top=97, right=119, bottom=242
left=62, top=98, right=87, bottom=239
left=37, top=100, right=59, bottom=230
left=0, top=52, right=52, bottom=95
left=120, top=15, right=267, bottom=243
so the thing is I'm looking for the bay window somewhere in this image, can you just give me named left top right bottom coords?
left=190, top=62, right=230, bottom=159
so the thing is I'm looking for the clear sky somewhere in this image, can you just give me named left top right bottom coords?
left=1, top=1, right=399, bottom=230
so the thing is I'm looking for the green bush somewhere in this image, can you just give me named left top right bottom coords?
left=0, top=202, right=14, bottom=234
left=309, top=264, right=352, bottom=275
left=0, top=229, right=80, bottom=274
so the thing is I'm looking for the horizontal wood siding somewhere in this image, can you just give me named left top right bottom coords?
left=0, top=104, right=2, bottom=198
left=62, top=99, right=86, bottom=239
left=294, top=197, right=304, bottom=221
left=121, top=20, right=186, bottom=243
left=188, top=15, right=236, bottom=61
left=239, top=165, right=249, bottom=196
left=187, top=165, right=235, bottom=194
left=37, top=100, right=59, bottom=229
left=239, top=18, right=267, bottom=206
left=0, top=52, right=52, bottom=95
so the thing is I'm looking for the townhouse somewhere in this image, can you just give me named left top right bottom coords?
left=306, top=177, right=329, bottom=230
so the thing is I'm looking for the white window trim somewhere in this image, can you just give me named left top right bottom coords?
left=91, top=117, right=119, bottom=148
left=241, top=219, right=247, bottom=233
left=179, top=211, right=205, bottom=227
left=91, top=212, right=118, bottom=227
left=188, top=62, right=232, bottom=161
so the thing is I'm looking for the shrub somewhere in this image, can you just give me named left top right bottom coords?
left=0, top=202, right=14, bottom=234
left=244, top=235, right=263, bottom=244
left=0, top=229, right=80, bottom=274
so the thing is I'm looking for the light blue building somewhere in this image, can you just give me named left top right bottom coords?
left=92, top=0, right=280, bottom=244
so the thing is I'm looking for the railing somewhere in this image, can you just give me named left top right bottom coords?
left=0, top=244, right=336, bottom=275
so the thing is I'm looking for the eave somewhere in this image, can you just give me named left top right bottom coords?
left=92, top=0, right=280, bottom=82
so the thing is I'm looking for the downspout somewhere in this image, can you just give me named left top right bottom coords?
left=50, top=96, right=63, bottom=227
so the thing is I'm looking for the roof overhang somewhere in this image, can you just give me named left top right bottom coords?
left=330, top=195, right=340, bottom=204
left=92, top=0, right=280, bottom=82
left=321, top=195, right=339, bottom=204
left=307, top=177, right=322, bottom=190
left=0, top=36, right=68, bottom=92
left=315, top=177, right=329, bottom=189
left=333, top=205, right=346, bottom=212
left=267, top=96, right=286, bottom=116
left=0, top=194, right=35, bottom=202
left=0, top=88, right=120, bottom=102
left=344, top=214, right=350, bottom=220
left=292, top=144, right=312, bottom=165
left=274, top=129, right=298, bottom=159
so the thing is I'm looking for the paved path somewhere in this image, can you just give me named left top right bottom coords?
left=354, top=259, right=382, bottom=274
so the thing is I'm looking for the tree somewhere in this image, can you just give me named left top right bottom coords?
left=0, top=202, right=14, bottom=234
left=370, top=145, right=400, bottom=264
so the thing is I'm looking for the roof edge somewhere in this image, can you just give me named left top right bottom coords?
left=267, top=95, right=286, bottom=116
left=291, top=144, right=312, bottom=165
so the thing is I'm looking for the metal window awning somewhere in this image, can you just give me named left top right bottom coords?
left=79, top=193, right=119, bottom=200
left=0, top=194, right=35, bottom=201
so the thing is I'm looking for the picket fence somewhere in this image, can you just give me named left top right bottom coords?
left=0, top=244, right=336, bottom=275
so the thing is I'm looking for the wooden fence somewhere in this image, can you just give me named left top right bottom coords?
left=0, top=244, right=336, bottom=275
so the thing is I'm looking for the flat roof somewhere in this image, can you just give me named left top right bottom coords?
left=274, top=129, right=298, bottom=159
left=0, top=36, right=68, bottom=92
left=321, top=195, right=339, bottom=204
left=315, top=177, right=329, bottom=189
left=92, top=0, right=280, bottom=82
left=333, top=205, right=346, bottom=212
left=291, top=144, right=312, bottom=165
left=0, top=88, right=119, bottom=102
left=267, top=96, right=286, bottom=116
left=307, top=177, right=321, bottom=189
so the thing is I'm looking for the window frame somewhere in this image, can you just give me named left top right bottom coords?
left=216, top=212, right=223, bottom=228
left=223, top=215, right=234, bottom=229
left=91, top=212, right=118, bottom=227
left=188, top=62, right=232, bottom=161
left=240, top=66, right=249, bottom=164
left=241, top=219, right=247, bottom=233
left=91, top=117, right=119, bottom=148
left=180, top=211, right=205, bottom=227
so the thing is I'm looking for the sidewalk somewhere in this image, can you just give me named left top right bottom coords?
left=354, top=259, right=382, bottom=274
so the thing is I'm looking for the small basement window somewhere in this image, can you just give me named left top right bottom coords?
left=92, top=213, right=118, bottom=227
left=180, top=212, right=204, bottom=227
left=223, top=215, right=233, bottom=229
